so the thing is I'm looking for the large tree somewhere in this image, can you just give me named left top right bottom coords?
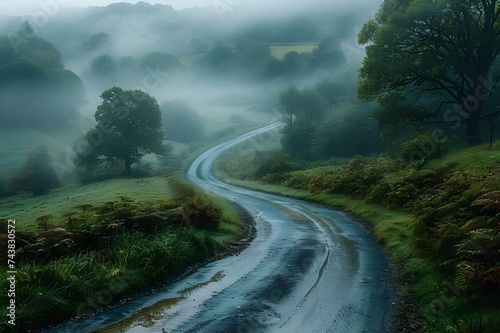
left=358, top=0, right=500, bottom=144
left=76, top=87, right=164, bottom=176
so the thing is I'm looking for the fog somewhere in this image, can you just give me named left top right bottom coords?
left=0, top=0, right=382, bottom=173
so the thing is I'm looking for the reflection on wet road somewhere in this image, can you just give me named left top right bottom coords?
left=49, top=123, right=396, bottom=333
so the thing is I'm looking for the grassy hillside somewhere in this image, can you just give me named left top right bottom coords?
left=0, top=177, right=172, bottom=230
left=0, top=180, right=246, bottom=332
left=178, top=43, right=319, bottom=66
left=213, top=140, right=500, bottom=332
left=0, top=130, right=68, bottom=174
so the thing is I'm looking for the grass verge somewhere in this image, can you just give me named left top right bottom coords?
left=219, top=172, right=499, bottom=333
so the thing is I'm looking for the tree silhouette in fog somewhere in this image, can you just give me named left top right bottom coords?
left=161, top=100, right=204, bottom=143
left=0, top=22, right=86, bottom=130
left=10, top=147, right=60, bottom=196
left=76, top=87, right=164, bottom=176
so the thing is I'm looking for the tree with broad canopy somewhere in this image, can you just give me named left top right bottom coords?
left=358, top=0, right=500, bottom=144
left=76, top=87, right=164, bottom=176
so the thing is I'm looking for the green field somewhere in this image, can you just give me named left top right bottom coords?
left=179, top=53, right=206, bottom=67
left=0, top=130, right=69, bottom=173
left=0, top=103, right=278, bottom=232
left=269, top=44, right=318, bottom=60
left=0, top=177, right=172, bottom=229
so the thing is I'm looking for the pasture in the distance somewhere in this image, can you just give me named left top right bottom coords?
left=269, top=43, right=319, bottom=60
left=0, top=177, right=172, bottom=230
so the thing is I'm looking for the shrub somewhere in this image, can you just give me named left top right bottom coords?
left=254, top=150, right=293, bottom=179
left=10, top=147, right=60, bottom=196
left=388, top=131, right=446, bottom=168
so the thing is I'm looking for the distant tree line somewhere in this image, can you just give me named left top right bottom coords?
left=0, top=22, right=86, bottom=130
left=83, top=35, right=347, bottom=87
left=197, top=37, right=345, bottom=80
left=279, top=78, right=385, bottom=161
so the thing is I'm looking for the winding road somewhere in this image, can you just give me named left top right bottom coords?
left=49, top=123, right=397, bottom=333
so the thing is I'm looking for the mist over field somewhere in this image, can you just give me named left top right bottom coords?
left=2, top=1, right=500, bottom=332
left=0, top=0, right=382, bottom=173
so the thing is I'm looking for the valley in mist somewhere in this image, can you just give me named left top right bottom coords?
left=0, top=0, right=380, bottom=175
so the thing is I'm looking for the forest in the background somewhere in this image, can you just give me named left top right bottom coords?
left=1, top=1, right=499, bottom=332
left=0, top=3, right=384, bottom=330
left=0, top=0, right=382, bottom=191
left=213, top=1, right=500, bottom=332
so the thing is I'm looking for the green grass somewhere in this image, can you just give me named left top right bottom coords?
left=269, top=44, right=319, bottom=60
left=424, top=141, right=500, bottom=171
left=0, top=177, right=172, bottom=230
left=0, top=129, right=68, bottom=173
left=0, top=180, right=245, bottom=333
left=0, top=105, right=278, bottom=232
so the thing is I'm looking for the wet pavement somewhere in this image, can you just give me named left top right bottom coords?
left=47, top=123, right=397, bottom=333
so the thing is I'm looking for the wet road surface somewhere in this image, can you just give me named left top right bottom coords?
left=48, top=123, right=396, bottom=333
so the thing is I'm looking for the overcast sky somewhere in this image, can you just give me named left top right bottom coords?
left=0, top=1, right=214, bottom=16
left=0, top=0, right=377, bottom=17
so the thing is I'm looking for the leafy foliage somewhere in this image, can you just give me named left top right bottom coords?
left=0, top=181, right=239, bottom=332
left=89, top=54, right=115, bottom=78
left=254, top=150, right=294, bottom=182
left=140, top=52, right=182, bottom=73
left=80, top=32, right=110, bottom=52
left=255, top=142, right=500, bottom=302
left=199, top=42, right=235, bottom=71
left=279, top=80, right=384, bottom=160
left=358, top=0, right=500, bottom=144
left=75, top=87, right=165, bottom=176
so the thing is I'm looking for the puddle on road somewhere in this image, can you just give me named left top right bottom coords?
left=97, top=271, right=225, bottom=332
left=179, top=270, right=225, bottom=296
left=96, top=298, right=182, bottom=332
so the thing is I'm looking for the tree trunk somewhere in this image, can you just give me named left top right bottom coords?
left=490, top=119, right=494, bottom=150
left=466, top=101, right=483, bottom=146
left=125, top=156, right=132, bottom=176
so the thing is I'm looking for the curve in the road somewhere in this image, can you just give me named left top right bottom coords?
left=48, top=123, right=397, bottom=333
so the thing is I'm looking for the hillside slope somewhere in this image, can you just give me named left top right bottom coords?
left=214, top=141, right=500, bottom=332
